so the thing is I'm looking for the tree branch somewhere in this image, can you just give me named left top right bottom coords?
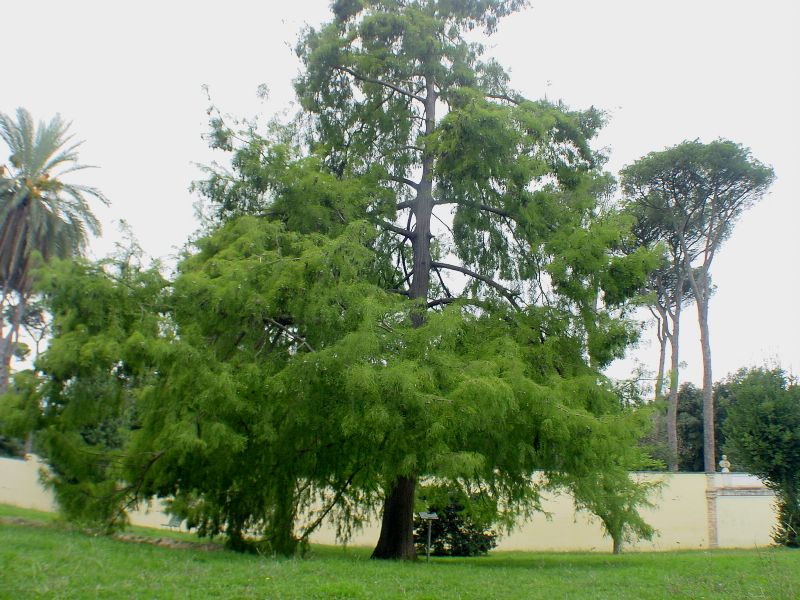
left=485, top=92, right=522, bottom=105
left=431, top=262, right=521, bottom=309
left=265, top=317, right=315, bottom=352
left=376, top=219, right=414, bottom=239
left=432, top=264, right=454, bottom=299
left=395, top=199, right=414, bottom=210
left=386, top=175, right=419, bottom=190
left=432, top=199, right=512, bottom=219
left=299, top=468, right=361, bottom=541
left=334, top=66, right=425, bottom=103
left=427, top=297, right=459, bottom=308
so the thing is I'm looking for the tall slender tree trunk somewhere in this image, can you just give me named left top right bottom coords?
left=696, top=295, right=715, bottom=473
left=653, top=311, right=667, bottom=401
left=372, top=76, right=437, bottom=560
left=684, top=261, right=715, bottom=474
left=665, top=303, right=681, bottom=472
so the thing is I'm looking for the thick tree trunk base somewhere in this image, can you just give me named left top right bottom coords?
left=371, top=475, right=417, bottom=560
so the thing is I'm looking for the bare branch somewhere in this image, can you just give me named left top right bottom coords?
left=432, top=199, right=512, bottom=219
left=265, top=317, right=315, bottom=353
left=485, top=93, right=522, bottom=105
left=432, top=265, right=454, bottom=298
left=395, top=199, right=414, bottom=210
left=432, top=211, right=454, bottom=237
left=334, top=65, right=425, bottom=103
left=427, top=297, right=459, bottom=308
left=386, top=175, right=419, bottom=190
left=376, top=219, right=414, bottom=239
left=431, top=261, right=521, bottom=310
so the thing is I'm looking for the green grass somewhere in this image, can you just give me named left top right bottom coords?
left=1, top=505, right=797, bottom=599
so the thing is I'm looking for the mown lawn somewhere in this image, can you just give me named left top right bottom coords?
left=1, top=504, right=797, bottom=599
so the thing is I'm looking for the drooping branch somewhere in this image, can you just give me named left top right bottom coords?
left=333, top=65, right=425, bottom=103
left=108, top=450, right=166, bottom=530
left=432, top=199, right=512, bottom=219
left=431, top=261, right=521, bottom=309
left=299, top=467, right=362, bottom=542
left=432, top=264, right=454, bottom=299
left=431, top=211, right=454, bottom=237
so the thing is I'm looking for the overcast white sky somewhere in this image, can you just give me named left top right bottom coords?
left=3, top=0, right=798, bottom=389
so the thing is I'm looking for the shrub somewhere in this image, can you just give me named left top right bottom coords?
left=413, top=498, right=498, bottom=557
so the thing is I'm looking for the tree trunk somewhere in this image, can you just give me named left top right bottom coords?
left=372, top=76, right=437, bottom=560
left=654, top=311, right=667, bottom=401
left=371, top=475, right=418, bottom=559
left=665, top=302, right=681, bottom=472
left=612, top=536, right=622, bottom=555
left=0, top=297, right=24, bottom=395
left=696, top=296, right=715, bottom=473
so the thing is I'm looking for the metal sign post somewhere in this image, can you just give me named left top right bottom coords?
left=418, top=512, right=439, bottom=562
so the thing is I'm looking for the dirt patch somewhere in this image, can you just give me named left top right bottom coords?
left=114, top=532, right=221, bottom=552
left=0, top=516, right=49, bottom=527
left=1, top=515, right=221, bottom=552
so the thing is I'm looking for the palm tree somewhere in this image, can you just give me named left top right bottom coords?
left=0, top=108, right=108, bottom=392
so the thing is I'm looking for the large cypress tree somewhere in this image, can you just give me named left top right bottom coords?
left=290, top=0, right=656, bottom=558
left=8, top=1, right=660, bottom=559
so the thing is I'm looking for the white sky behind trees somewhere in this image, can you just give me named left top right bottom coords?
left=3, top=0, right=798, bottom=389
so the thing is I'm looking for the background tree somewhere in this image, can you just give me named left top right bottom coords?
left=0, top=108, right=107, bottom=393
left=675, top=382, right=729, bottom=472
left=564, top=469, right=658, bottom=554
left=624, top=202, right=695, bottom=471
left=724, top=367, right=800, bottom=547
left=0, top=252, right=169, bottom=532
left=621, top=140, right=774, bottom=472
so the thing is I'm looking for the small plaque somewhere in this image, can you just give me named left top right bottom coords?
left=418, top=511, right=439, bottom=520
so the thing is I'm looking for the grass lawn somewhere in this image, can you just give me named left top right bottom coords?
left=1, top=504, right=797, bottom=599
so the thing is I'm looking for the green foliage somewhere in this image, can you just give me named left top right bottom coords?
left=724, top=368, right=800, bottom=547
left=676, top=383, right=730, bottom=472
left=16, top=254, right=168, bottom=532
left=0, top=108, right=108, bottom=292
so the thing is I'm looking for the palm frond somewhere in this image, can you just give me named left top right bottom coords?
left=0, top=107, right=107, bottom=293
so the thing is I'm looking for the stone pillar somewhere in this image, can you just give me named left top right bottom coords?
left=705, top=473, right=719, bottom=549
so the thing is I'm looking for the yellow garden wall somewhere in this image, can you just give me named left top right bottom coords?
left=0, top=456, right=777, bottom=552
